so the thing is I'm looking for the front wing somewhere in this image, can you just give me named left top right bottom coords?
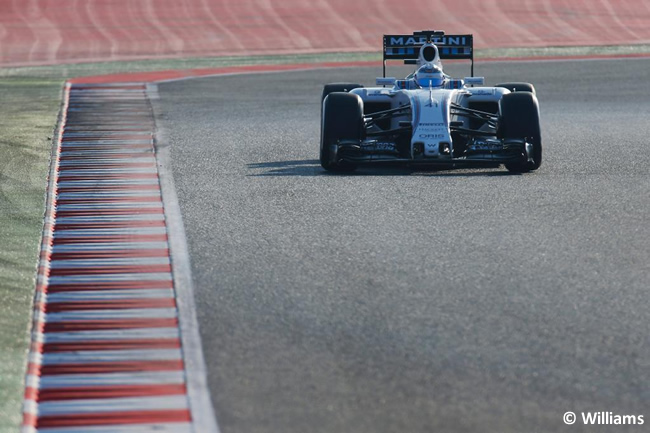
left=328, top=138, right=533, bottom=167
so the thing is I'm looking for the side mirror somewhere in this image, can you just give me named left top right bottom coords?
left=376, top=77, right=396, bottom=86
left=464, top=77, right=485, bottom=86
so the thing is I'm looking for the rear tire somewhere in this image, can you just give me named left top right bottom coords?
left=499, top=92, right=542, bottom=173
left=321, top=92, right=364, bottom=172
left=496, top=82, right=536, bottom=95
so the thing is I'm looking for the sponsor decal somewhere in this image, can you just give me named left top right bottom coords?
left=362, top=142, right=396, bottom=151
left=389, top=36, right=468, bottom=46
left=375, top=142, right=396, bottom=150
left=419, top=133, right=445, bottom=140
left=472, top=89, right=496, bottom=96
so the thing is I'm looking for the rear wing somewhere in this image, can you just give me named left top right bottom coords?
left=383, top=30, right=474, bottom=77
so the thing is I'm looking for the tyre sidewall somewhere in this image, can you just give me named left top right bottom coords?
left=499, top=92, right=542, bottom=171
left=321, top=92, right=364, bottom=171
left=496, top=82, right=536, bottom=95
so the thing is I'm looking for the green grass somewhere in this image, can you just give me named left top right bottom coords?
left=0, top=43, right=648, bottom=432
left=0, top=52, right=379, bottom=79
left=477, top=43, right=650, bottom=58
left=2, top=44, right=649, bottom=80
left=0, top=77, right=62, bottom=432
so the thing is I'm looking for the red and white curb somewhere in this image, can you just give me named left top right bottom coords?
left=23, top=83, right=217, bottom=432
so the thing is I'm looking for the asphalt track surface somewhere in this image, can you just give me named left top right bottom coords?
left=155, top=59, right=650, bottom=433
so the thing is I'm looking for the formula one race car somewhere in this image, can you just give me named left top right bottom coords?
left=320, top=30, right=542, bottom=173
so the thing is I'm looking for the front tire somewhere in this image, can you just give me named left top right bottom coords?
left=321, top=92, right=364, bottom=172
left=499, top=92, right=542, bottom=173
left=321, top=83, right=363, bottom=104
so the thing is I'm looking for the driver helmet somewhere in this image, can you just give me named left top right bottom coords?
left=414, top=63, right=445, bottom=88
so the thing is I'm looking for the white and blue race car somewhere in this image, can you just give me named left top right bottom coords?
left=320, top=30, right=541, bottom=173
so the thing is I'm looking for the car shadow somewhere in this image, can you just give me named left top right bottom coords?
left=247, top=159, right=519, bottom=177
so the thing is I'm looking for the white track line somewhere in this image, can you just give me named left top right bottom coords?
left=55, top=203, right=163, bottom=211
left=46, top=274, right=172, bottom=284
left=24, top=395, right=189, bottom=416
left=57, top=179, right=160, bottom=185
left=52, top=215, right=165, bottom=222
left=52, top=228, right=167, bottom=236
left=62, top=133, right=151, bottom=137
left=48, top=243, right=170, bottom=252
left=31, top=349, right=183, bottom=365
left=34, top=328, right=179, bottom=343
left=49, top=258, right=170, bottom=268
left=150, top=83, right=220, bottom=433
left=33, top=422, right=192, bottom=433
left=27, top=371, right=185, bottom=388
left=57, top=192, right=161, bottom=199
left=43, top=309, right=177, bottom=322
left=60, top=149, right=153, bottom=154
left=60, top=140, right=153, bottom=145
left=58, top=159, right=156, bottom=166
left=45, top=290, right=175, bottom=302
left=56, top=168, right=159, bottom=174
